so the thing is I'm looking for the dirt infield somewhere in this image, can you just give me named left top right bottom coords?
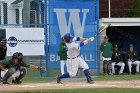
left=0, top=80, right=140, bottom=91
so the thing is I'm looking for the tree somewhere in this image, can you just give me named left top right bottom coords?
left=100, top=0, right=134, bottom=17
left=124, top=0, right=140, bottom=17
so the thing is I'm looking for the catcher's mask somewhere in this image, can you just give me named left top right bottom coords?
left=12, top=52, right=23, bottom=63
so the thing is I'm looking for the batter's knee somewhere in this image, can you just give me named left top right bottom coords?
left=69, top=72, right=77, bottom=77
left=83, top=66, right=89, bottom=71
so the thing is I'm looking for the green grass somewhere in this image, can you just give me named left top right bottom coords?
left=26, top=68, right=61, bottom=77
left=18, top=74, right=140, bottom=83
left=15, top=68, right=140, bottom=83
left=94, top=74, right=140, bottom=81
left=1, top=88, right=140, bottom=93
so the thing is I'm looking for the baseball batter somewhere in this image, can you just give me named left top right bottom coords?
left=57, top=33, right=94, bottom=84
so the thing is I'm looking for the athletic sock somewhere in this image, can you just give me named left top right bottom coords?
left=84, top=69, right=93, bottom=82
left=59, top=73, right=70, bottom=79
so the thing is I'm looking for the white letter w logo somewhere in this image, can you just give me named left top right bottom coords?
left=54, top=9, right=89, bottom=37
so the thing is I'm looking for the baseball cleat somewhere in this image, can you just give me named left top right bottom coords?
left=57, top=77, right=62, bottom=84
left=87, top=79, right=94, bottom=84
left=12, top=80, right=22, bottom=84
left=136, top=72, right=140, bottom=74
left=87, top=81, right=94, bottom=84
left=2, top=81, right=9, bottom=85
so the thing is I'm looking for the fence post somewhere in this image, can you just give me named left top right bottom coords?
left=44, top=0, right=49, bottom=77
left=39, top=55, right=43, bottom=77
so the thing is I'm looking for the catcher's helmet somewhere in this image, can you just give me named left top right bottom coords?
left=12, top=52, right=23, bottom=62
left=63, top=33, right=74, bottom=43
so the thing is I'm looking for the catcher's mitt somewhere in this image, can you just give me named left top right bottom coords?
left=38, top=67, right=46, bottom=73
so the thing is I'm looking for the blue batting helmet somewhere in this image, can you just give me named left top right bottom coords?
left=63, top=33, right=74, bottom=43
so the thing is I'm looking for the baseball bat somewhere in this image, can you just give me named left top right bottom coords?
left=94, top=23, right=111, bottom=37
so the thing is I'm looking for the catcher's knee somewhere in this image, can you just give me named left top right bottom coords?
left=20, top=67, right=27, bottom=75
left=8, top=68, right=16, bottom=75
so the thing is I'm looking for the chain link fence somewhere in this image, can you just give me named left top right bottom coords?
left=0, top=0, right=46, bottom=78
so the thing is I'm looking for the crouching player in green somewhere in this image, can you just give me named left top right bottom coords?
left=0, top=52, right=45, bottom=84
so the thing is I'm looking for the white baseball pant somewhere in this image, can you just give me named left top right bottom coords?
left=111, top=62, right=125, bottom=74
left=67, top=57, right=89, bottom=77
left=128, top=61, right=140, bottom=73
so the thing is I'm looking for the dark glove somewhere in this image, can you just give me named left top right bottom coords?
left=38, top=67, right=46, bottom=73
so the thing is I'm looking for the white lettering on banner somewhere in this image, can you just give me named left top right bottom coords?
left=54, top=9, right=89, bottom=37
left=50, top=54, right=94, bottom=62
left=50, top=54, right=60, bottom=62
left=81, top=54, right=95, bottom=61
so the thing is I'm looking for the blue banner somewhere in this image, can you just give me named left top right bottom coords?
left=49, top=0, right=99, bottom=69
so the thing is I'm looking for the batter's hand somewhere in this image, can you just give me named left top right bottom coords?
left=89, top=37, right=95, bottom=41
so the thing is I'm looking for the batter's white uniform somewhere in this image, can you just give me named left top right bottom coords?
left=66, top=37, right=89, bottom=77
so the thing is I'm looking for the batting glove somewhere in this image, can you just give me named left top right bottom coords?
left=89, top=37, right=95, bottom=41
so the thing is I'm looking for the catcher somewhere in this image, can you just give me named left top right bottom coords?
left=0, top=52, right=45, bottom=84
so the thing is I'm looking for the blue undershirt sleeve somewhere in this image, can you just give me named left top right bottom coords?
left=80, top=42, right=84, bottom=47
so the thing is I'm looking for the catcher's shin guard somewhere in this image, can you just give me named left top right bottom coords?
left=0, top=70, right=2, bottom=82
left=16, top=67, right=26, bottom=83
left=84, top=69, right=94, bottom=84
left=2, top=68, right=16, bottom=84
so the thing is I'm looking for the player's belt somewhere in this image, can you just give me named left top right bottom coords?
left=67, top=56, right=79, bottom=59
